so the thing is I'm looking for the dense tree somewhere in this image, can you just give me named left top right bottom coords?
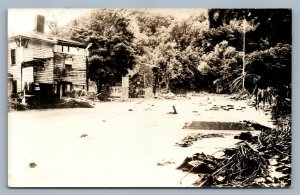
left=58, top=9, right=291, bottom=99
left=208, top=9, right=292, bottom=52
left=65, top=9, right=136, bottom=93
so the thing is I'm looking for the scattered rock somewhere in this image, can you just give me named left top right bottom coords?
left=128, top=109, right=133, bottom=111
left=80, top=134, right=88, bottom=138
left=29, top=162, right=37, bottom=168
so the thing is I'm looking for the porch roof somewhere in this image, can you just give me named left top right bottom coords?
left=9, top=31, right=86, bottom=47
left=21, top=58, right=49, bottom=68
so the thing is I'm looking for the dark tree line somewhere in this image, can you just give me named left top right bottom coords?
left=53, top=9, right=291, bottom=113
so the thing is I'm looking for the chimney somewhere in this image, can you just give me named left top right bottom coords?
left=35, top=15, right=45, bottom=33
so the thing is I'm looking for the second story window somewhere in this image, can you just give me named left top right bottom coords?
left=64, top=57, right=73, bottom=70
left=11, top=49, right=16, bottom=65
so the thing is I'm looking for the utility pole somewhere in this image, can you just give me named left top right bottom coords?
left=242, top=18, right=246, bottom=89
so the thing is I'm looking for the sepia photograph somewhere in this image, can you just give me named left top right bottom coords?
left=7, top=8, right=292, bottom=187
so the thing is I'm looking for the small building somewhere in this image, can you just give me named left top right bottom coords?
left=128, top=64, right=154, bottom=98
left=108, top=64, right=154, bottom=99
left=8, top=15, right=88, bottom=104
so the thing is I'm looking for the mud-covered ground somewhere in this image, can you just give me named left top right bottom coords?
left=8, top=93, right=274, bottom=187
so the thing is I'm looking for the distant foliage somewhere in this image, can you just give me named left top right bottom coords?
left=59, top=9, right=291, bottom=111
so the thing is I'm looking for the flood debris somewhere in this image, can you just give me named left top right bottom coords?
left=183, top=121, right=253, bottom=131
left=8, top=98, right=28, bottom=111
left=157, top=159, right=175, bottom=166
left=178, top=116, right=291, bottom=187
left=178, top=142, right=268, bottom=187
left=176, top=133, right=226, bottom=147
left=234, top=132, right=258, bottom=143
left=208, top=104, right=246, bottom=112
left=80, top=134, right=88, bottom=138
left=177, top=153, right=218, bottom=174
left=242, top=120, right=272, bottom=131
left=29, top=162, right=37, bottom=168
left=183, top=120, right=271, bottom=131
left=9, top=95, right=94, bottom=111
left=167, top=106, right=178, bottom=114
left=161, top=92, right=176, bottom=100
left=56, top=98, right=94, bottom=108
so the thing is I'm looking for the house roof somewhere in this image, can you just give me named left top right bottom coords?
left=9, top=31, right=86, bottom=47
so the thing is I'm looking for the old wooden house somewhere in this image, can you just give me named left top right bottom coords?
left=8, top=15, right=88, bottom=104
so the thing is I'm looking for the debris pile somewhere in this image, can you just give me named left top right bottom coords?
left=50, top=98, right=94, bottom=109
left=178, top=116, right=291, bottom=187
left=55, top=98, right=94, bottom=108
left=234, top=132, right=258, bottom=143
left=256, top=115, right=291, bottom=187
left=8, top=96, right=95, bottom=110
left=176, top=133, right=226, bottom=147
left=177, top=153, right=218, bottom=174
left=178, top=142, right=269, bottom=187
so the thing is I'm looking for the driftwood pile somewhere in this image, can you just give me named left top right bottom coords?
left=177, top=116, right=291, bottom=187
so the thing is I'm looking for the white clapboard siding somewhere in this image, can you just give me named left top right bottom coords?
left=23, top=45, right=34, bottom=62
left=8, top=38, right=87, bottom=90
left=70, top=55, right=86, bottom=85
left=8, top=42, right=23, bottom=92
left=72, top=55, right=86, bottom=69
left=30, top=40, right=54, bottom=59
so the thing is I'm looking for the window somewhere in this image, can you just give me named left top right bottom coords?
left=65, top=64, right=72, bottom=70
left=11, top=49, right=16, bottom=65
left=64, top=57, right=73, bottom=70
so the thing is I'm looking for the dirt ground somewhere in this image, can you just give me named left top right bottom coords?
left=8, top=93, right=274, bottom=187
